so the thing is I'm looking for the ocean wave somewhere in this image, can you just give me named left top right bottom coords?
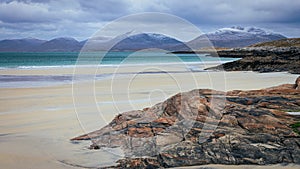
left=0, top=60, right=237, bottom=70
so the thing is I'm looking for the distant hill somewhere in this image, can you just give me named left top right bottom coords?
left=0, top=38, right=46, bottom=52
left=187, top=26, right=286, bottom=48
left=0, top=33, right=184, bottom=52
left=38, top=37, right=83, bottom=52
left=250, top=38, right=300, bottom=47
left=0, top=37, right=83, bottom=52
left=0, top=27, right=288, bottom=52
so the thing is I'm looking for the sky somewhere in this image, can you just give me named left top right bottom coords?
left=0, top=0, right=300, bottom=41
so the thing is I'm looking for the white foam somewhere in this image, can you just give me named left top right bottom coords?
left=286, top=112, right=300, bottom=115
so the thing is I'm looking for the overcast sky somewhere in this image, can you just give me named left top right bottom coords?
left=0, top=0, right=300, bottom=40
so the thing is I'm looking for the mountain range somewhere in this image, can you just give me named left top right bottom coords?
left=0, top=26, right=286, bottom=52
left=187, top=26, right=286, bottom=48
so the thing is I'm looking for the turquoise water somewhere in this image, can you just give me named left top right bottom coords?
left=0, top=52, right=240, bottom=88
left=0, top=52, right=236, bottom=68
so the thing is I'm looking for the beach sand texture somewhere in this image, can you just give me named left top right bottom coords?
left=0, top=65, right=299, bottom=168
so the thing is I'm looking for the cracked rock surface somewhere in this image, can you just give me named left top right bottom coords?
left=72, top=77, right=300, bottom=168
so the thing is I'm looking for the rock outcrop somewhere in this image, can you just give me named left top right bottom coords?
left=72, top=77, right=300, bottom=168
left=205, top=47, right=300, bottom=74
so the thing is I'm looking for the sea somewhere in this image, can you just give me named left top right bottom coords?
left=0, top=52, right=239, bottom=88
left=0, top=52, right=238, bottom=68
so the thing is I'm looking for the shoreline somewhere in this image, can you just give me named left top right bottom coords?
left=0, top=59, right=239, bottom=71
left=0, top=64, right=299, bottom=168
left=0, top=62, right=219, bottom=75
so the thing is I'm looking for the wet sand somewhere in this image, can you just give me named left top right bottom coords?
left=0, top=65, right=299, bottom=168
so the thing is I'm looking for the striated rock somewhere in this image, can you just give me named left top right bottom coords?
left=72, top=77, right=300, bottom=168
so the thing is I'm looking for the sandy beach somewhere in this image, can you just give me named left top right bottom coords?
left=1, top=0, right=300, bottom=168
left=0, top=64, right=299, bottom=168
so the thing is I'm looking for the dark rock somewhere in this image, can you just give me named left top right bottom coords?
left=115, top=158, right=160, bottom=169
left=206, top=47, right=300, bottom=74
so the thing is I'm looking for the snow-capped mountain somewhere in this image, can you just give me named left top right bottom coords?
left=0, top=27, right=287, bottom=52
left=188, top=26, right=286, bottom=48
left=82, top=32, right=184, bottom=51
left=214, top=26, right=273, bottom=35
left=111, top=33, right=184, bottom=51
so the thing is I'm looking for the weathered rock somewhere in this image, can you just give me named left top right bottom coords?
left=72, top=77, right=300, bottom=168
left=205, top=47, right=300, bottom=74
left=114, top=158, right=161, bottom=169
left=295, top=76, right=300, bottom=90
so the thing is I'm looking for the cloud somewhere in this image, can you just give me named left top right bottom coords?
left=79, top=0, right=130, bottom=20
left=0, top=0, right=299, bottom=40
left=0, top=1, right=53, bottom=23
left=151, top=0, right=300, bottom=24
